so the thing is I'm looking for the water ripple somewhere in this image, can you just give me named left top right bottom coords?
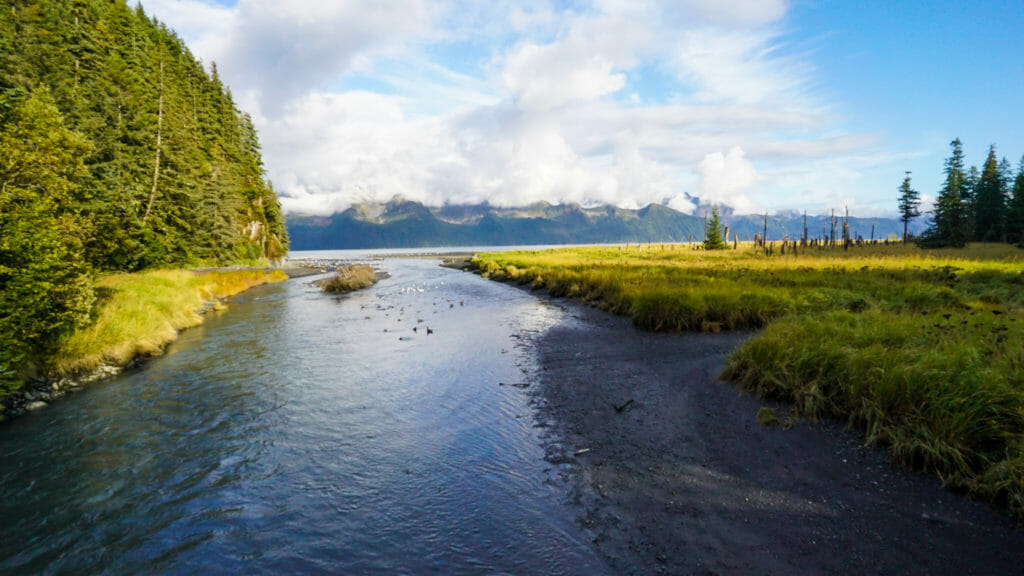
left=0, top=258, right=606, bottom=575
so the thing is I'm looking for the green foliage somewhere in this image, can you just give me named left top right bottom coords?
left=703, top=204, right=728, bottom=250
left=973, top=145, right=1007, bottom=242
left=0, top=0, right=288, bottom=269
left=1009, top=156, right=1024, bottom=246
left=896, top=171, right=920, bottom=242
left=919, top=139, right=1022, bottom=247
left=0, top=0, right=289, bottom=407
left=918, top=139, right=971, bottom=248
left=0, top=88, right=94, bottom=395
left=756, top=407, right=779, bottom=427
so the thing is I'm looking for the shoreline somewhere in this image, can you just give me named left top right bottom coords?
left=0, top=266, right=304, bottom=422
left=525, top=297, right=1024, bottom=573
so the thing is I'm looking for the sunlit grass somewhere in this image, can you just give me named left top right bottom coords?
left=472, top=242, right=1024, bottom=517
left=53, top=269, right=287, bottom=375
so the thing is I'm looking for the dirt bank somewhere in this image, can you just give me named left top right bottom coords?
left=527, top=300, right=1024, bottom=575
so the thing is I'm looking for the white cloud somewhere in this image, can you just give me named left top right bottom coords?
left=137, top=0, right=233, bottom=38
left=498, top=4, right=651, bottom=110
left=698, top=147, right=759, bottom=213
left=671, top=28, right=811, bottom=105
left=502, top=42, right=626, bottom=110
left=137, top=0, right=897, bottom=218
left=141, top=0, right=436, bottom=111
left=667, top=0, right=788, bottom=26
left=221, top=0, right=436, bottom=111
left=264, top=91, right=445, bottom=213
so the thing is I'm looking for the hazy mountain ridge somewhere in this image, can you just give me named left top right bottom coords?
left=286, top=197, right=924, bottom=250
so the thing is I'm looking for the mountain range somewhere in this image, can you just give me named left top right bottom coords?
left=286, top=196, right=925, bottom=250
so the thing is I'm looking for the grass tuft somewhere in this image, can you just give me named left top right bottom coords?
left=53, top=269, right=287, bottom=375
left=472, top=242, right=1024, bottom=518
left=319, top=264, right=378, bottom=293
left=756, top=407, right=779, bottom=427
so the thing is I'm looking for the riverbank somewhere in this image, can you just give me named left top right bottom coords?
left=1, top=268, right=289, bottom=421
left=472, top=243, right=1024, bottom=519
left=528, top=300, right=1024, bottom=574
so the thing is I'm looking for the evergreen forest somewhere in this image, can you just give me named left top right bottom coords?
left=1, top=0, right=288, bottom=388
left=917, top=139, right=1024, bottom=247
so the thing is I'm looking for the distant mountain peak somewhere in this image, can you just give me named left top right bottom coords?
left=287, top=198, right=921, bottom=250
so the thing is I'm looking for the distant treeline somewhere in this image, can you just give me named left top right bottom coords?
left=917, top=139, right=1024, bottom=247
left=1, top=0, right=287, bottom=390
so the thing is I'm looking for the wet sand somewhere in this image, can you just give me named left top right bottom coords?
left=527, top=299, right=1024, bottom=575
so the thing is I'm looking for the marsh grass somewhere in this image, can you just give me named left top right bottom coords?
left=319, top=264, right=378, bottom=293
left=473, top=242, right=1024, bottom=518
left=54, top=269, right=287, bottom=375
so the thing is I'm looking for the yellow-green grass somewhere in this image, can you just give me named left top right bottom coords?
left=472, top=243, right=1024, bottom=517
left=53, top=268, right=287, bottom=375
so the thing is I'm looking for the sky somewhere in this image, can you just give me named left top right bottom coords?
left=136, top=0, right=1024, bottom=217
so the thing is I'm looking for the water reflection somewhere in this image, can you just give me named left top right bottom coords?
left=1, top=258, right=606, bottom=575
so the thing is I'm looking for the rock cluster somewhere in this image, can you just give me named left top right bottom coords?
left=1, top=364, right=122, bottom=420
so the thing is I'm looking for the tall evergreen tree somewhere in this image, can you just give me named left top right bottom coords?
left=0, top=88, right=94, bottom=392
left=963, top=165, right=979, bottom=235
left=918, top=138, right=970, bottom=248
left=1008, top=156, right=1024, bottom=245
left=0, top=0, right=288, bottom=270
left=896, top=171, right=920, bottom=242
left=973, top=145, right=1007, bottom=242
left=998, top=155, right=1013, bottom=237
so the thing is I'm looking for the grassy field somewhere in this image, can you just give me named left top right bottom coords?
left=472, top=242, right=1024, bottom=518
left=53, top=268, right=288, bottom=376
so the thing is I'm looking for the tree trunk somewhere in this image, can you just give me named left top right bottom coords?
left=143, top=60, right=164, bottom=224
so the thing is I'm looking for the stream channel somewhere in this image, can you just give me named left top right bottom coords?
left=0, top=251, right=608, bottom=575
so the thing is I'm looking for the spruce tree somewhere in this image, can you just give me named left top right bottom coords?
left=973, top=145, right=1007, bottom=242
left=0, top=0, right=288, bottom=269
left=918, top=138, right=970, bottom=248
left=896, top=171, right=920, bottom=242
left=703, top=204, right=728, bottom=250
left=963, top=165, right=979, bottom=235
left=1008, top=156, right=1024, bottom=246
left=997, top=156, right=1013, bottom=241
left=0, top=89, right=94, bottom=393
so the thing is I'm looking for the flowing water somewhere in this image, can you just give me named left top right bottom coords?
left=0, top=254, right=607, bottom=575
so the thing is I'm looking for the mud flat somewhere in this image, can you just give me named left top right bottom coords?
left=529, top=301, right=1024, bottom=575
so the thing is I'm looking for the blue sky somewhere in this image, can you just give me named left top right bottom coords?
left=139, top=0, right=1024, bottom=217
left=789, top=1, right=1024, bottom=189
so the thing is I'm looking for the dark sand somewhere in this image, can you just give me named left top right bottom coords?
left=527, top=300, right=1024, bottom=575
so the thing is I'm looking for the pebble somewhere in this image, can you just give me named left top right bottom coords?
left=25, top=401, right=48, bottom=411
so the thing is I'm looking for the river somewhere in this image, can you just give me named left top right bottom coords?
left=0, top=253, right=607, bottom=575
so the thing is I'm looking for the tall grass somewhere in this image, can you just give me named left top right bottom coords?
left=319, top=264, right=378, bottom=293
left=472, top=242, right=1024, bottom=518
left=53, top=269, right=287, bottom=375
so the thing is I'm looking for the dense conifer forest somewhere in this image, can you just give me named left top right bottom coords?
left=0, top=0, right=288, bottom=390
